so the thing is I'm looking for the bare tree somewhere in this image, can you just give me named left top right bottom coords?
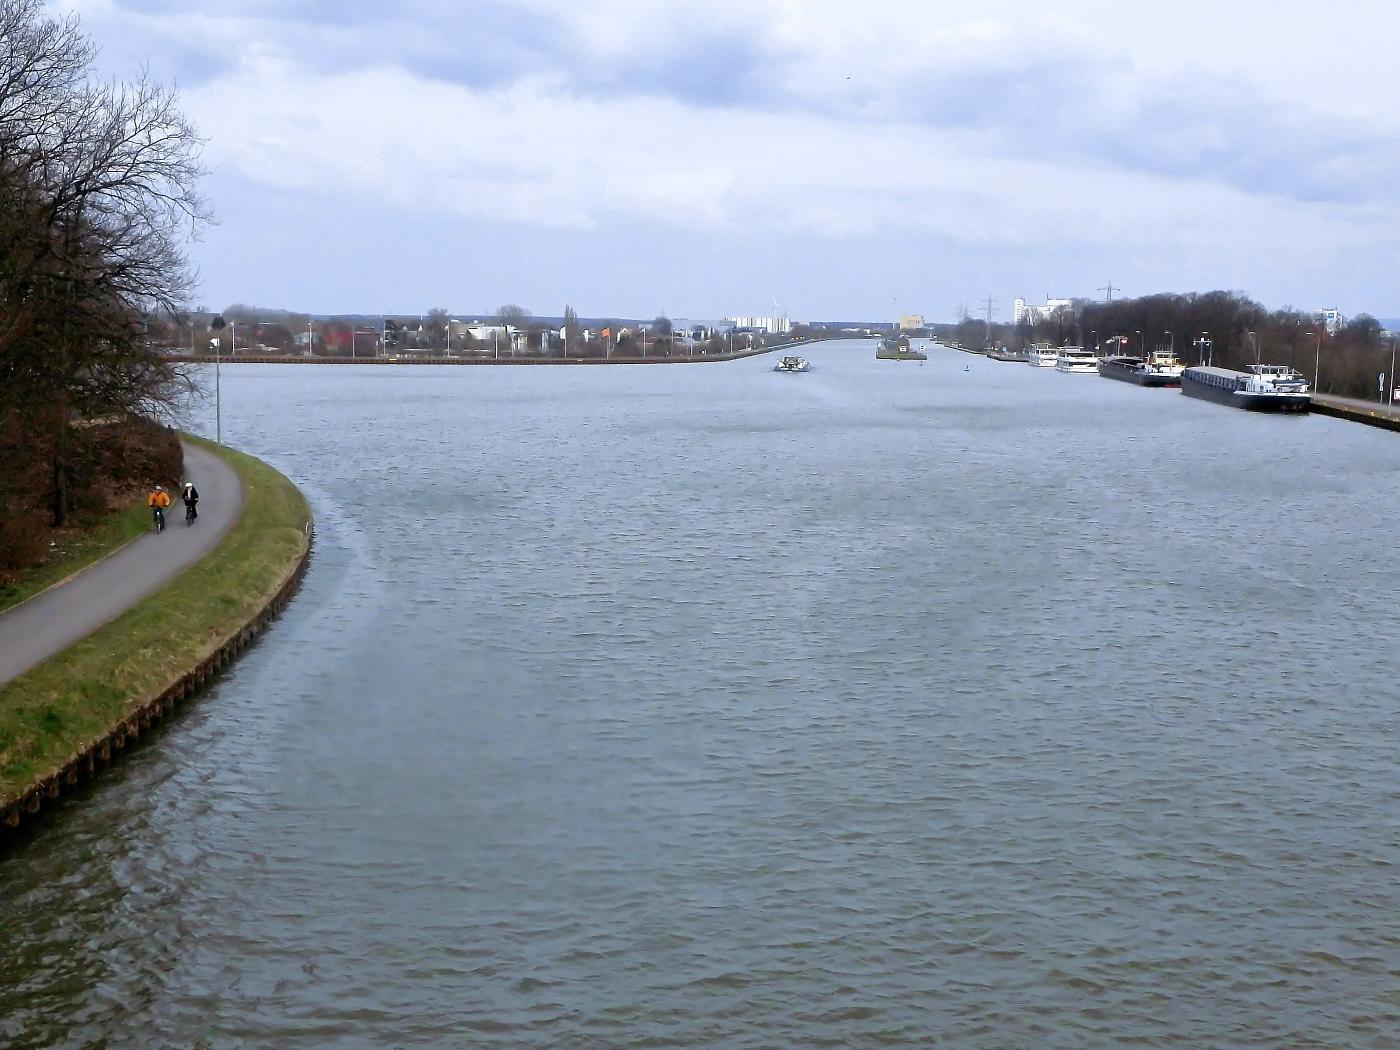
left=0, top=0, right=209, bottom=523
left=562, top=305, right=579, bottom=357
left=425, top=307, right=450, bottom=352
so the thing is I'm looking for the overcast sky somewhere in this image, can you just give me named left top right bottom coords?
left=60, top=0, right=1400, bottom=321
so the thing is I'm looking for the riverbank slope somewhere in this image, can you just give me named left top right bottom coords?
left=0, top=437, right=311, bottom=829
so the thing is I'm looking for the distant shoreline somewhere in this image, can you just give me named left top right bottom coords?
left=167, top=343, right=803, bottom=366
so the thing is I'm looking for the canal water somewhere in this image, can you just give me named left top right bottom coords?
left=3, top=342, right=1398, bottom=1046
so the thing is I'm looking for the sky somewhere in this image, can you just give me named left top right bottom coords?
left=57, top=0, right=1400, bottom=322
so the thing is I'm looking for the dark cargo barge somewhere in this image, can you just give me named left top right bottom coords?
left=1181, top=365, right=1310, bottom=412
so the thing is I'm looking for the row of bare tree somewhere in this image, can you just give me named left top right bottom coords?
left=154, top=302, right=730, bottom=358
left=0, top=0, right=206, bottom=529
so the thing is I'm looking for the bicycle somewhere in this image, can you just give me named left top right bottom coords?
left=184, top=502, right=197, bottom=526
left=152, top=507, right=166, bottom=533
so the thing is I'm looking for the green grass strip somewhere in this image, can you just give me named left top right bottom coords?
left=0, top=504, right=151, bottom=614
left=0, top=436, right=310, bottom=801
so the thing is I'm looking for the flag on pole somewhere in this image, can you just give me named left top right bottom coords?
left=600, top=327, right=611, bottom=339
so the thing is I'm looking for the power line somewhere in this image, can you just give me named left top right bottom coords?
left=1098, top=281, right=1119, bottom=303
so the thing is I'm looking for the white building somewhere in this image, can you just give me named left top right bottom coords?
left=670, top=318, right=719, bottom=342
left=464, top=322, right=513, bottom=342
left=1013, top=297, right=1074, bottom=325
left=728, top=315, right=791, bottom=335
left=1316, top=307, right=1343, bottom=335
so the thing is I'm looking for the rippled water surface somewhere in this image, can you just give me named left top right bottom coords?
left=3, top=342, right=1399, bottom=1047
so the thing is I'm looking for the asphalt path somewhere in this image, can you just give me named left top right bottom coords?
left=0, top=441, right=243, bottom=686
left=1312, top=392, right=1400, bottom=419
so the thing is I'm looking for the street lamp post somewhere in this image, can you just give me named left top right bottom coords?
left=1312, top=330, right=1322, bottom=391
left=1390, top=338, right=1397, bottom=405
left=209, top=314, right=226, bottom=443
left=307, top=320, right=313, bottom=356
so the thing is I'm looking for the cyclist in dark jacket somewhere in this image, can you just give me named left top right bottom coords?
left=182, top=481, right=200, bottom=522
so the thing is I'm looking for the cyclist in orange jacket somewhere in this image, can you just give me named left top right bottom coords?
left=147, top=484, right=171, bottom=531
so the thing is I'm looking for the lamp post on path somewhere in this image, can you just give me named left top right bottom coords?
left=1383, top=337, right=1394, bottom=406
left=210, top=314, right=226, bottom=443
left=1311, top=330, right=1322, bottom=391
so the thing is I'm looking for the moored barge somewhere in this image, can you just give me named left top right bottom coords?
left=1098, top=349, right=1184, bottom=387
left=1180, top=364, right=1310, bottom=412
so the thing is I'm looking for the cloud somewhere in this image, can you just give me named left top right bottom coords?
left=72, top=0, right=1400, bottom=212
left=55, top=0, right=1400, bottom=314
left=181, top=48, right=1392, bottom=255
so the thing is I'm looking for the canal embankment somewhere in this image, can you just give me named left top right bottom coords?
left=0, top=437, right=312, bottom=831
left=1310, top=393, right=1400, bottom=432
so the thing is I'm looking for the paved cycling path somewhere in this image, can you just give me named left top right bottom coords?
left=0, top=441, right=243, bottom=686
left=1312, top=392, right=1400, bottom=419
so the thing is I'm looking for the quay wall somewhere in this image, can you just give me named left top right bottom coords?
left=1309, top=395, right=1400, bottom=433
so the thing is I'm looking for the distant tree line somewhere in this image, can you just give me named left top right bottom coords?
left=0, top=0, right=203, bottom=572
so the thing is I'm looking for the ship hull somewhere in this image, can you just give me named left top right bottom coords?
left=1139, top=372, right=1181, bottom=387
left=1099, top=358, right=1181, bottom=386
left=1235, top=392, right=1310, bottom=412
left=1181, top=374, right=1309, bottom=412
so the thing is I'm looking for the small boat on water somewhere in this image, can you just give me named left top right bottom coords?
left=1054, top=347, right=1097, bottom=373
left=1098, top=349, right=1184, bottom=387
left=876, top=336, right=926, bottom=361
left=773, top=355, right=811, bottom=373
left=1180, top=363, right=1310, bottom=412
left=1027, top=344, right=1058, bottom=368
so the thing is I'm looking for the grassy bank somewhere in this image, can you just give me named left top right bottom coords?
left=0, top=504, right=151, bottom=614
left=0, top=436, right=310, bottom=802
